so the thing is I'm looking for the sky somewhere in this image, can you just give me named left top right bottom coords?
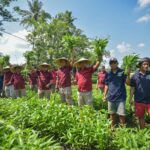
left=0, top=0, right=150, bottom=65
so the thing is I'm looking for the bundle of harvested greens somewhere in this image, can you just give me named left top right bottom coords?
left=62, top=35, right=86, bottom=59
left=122, top=53, right=139, bottom=74
left=92, top=38, right=109, bottom=61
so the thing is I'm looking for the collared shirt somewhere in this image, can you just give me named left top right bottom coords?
left=130, top=71, right=150, bottom=104
left=57, top=66, right=72, bottom=88
left=37, top=71, right=52, bottom=90
left=28, top=72, right=38, bottom=85
left=75, top=66, right=97, bottom=92
left=4, top=71, right=13, bottom=85
left=97, top=71, right=107, bottom=88
left=11, top=73, right=25, bottom=90
left=105, top=68, right=127, bottom=102
left=0, top=75, right=4, bottom=89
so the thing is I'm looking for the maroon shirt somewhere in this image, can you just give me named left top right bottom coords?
left=28, top=72, right=38, bottom=85
left=11, top=73, right=25, bottom=90
left=50, top=70, right=57, bottom=85
left=57, top=66, right=72, bottom=88
left=97, top=71, right=107, bottom=88
left=37, top=71, right=52, bottom=90
left=4, top=71, right=13, bottom=85
left=75, top=66, right=97, bottom=92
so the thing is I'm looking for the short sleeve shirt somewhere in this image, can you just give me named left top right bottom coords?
left=105, top=68, right=127, bottom=102
left=11, top=73, right=25, bottom=90
left=37, top=71, right=52, bottom=90
left=57, top=66, right=72, bottom=88
left=130, top=71, right=150, bottom=104
left=97, top=71, right=107, bottom=88
left=28, top=72, right=38, bottom=85
left=4, top=71, right=13, bottom=85
left=75, top=66, right=97, bottom=92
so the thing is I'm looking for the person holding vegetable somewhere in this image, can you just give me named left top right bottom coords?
left=129, top=57, right=150, bottom=129
left=103, top=58, right=130, bottom=127
left=10, top=65, right=26, bottom=98
left=37, top=63, right=52, bottom=99
left=3, top=66, right=14, bottom=98
left=74, top=58, right=100, bottom=107
left=96, top=66, right=107, bottom=93
left=55, top=57, right=73, bottom=105
left=28, top=66, right=38, bottom=92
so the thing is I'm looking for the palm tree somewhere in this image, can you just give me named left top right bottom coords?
left=15, top=0, right=51, bottom=28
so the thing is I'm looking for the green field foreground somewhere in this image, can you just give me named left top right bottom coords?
left=0, top=85, right=149, bottom=150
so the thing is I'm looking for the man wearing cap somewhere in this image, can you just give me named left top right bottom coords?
left=74, top=58, right=100, bottom=106
left=37, top=63, right=52, bottom=99
left=130, top=57, right=150, bottom=129
left=3, top=66, right=14, bottom=98
left=10, top=65, right=26, bottom=98
left=103, top=58, right=130, bottom=127
left=55, top=57, right=73, bottom=105
left=96, top=66, right=107, bottom=93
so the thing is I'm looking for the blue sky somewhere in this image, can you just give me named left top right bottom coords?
left=0, top=0, right=150, bottom=64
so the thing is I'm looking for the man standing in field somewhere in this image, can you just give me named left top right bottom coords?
left=130, top=57, right=150, bottom=129
left=10, top=65, right=26, bottom=98
left=37, top=63, right=52, bottom=99
left=96, top=66, right=107, bottom=93
left=3, top=66, right=14, bottom=98
left=55, top=57, right=73, bottom=105
left=74, top=58, right=100, bottom=107
left=103, top=58, right=130, bottom=127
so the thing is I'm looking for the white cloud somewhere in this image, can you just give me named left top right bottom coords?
left=137, top=43, right=145, bottom=48
left=109, top=49, right=115, bottom=57
left=138, top=0, right=150, bottom=8
left=136, top=14, right=150, bottom=23
left=0, top=29, right=31, bottom=64
left=116, top=42, right=132, bottom=53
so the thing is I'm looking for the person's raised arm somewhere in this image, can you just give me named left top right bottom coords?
left=93, top=60, right=100, bottom=70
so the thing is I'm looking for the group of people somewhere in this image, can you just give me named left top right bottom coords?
left=0, top=56, right=150, bottom=129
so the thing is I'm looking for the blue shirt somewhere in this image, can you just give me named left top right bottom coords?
left=130, top=71, right=150, bottom=104
left=0, top=75, right=4, bottom=89
left=105, top=68, right=127, bottom=102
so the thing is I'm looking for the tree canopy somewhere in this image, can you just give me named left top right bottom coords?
left=0, top=0, right=17, bottom=35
